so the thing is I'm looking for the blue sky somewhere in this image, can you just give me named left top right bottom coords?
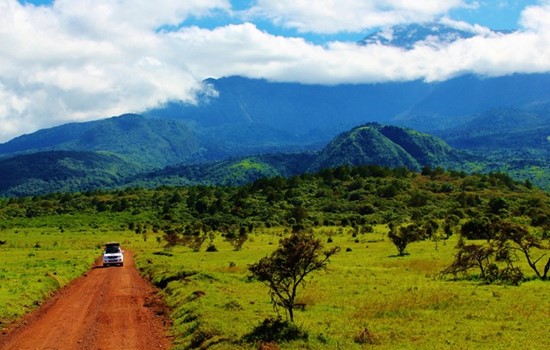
left=2, top=0, right=550, bottom=141
left=449, top=0, right=539, bottom=30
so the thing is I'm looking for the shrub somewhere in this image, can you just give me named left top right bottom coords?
left=354, top=327, right=379, bottom=345
left=206, top=244, right=218, bottom=252
left=189, top=326, right=221, bottom=349
left=243, top=317, right=308, bottom=344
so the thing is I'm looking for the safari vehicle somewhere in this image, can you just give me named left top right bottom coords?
left=103, top=242, right=124, bottom=267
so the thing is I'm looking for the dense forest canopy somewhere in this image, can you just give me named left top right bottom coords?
left=1, top=165, right=548, bottom=240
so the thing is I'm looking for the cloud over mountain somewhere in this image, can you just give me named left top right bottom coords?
left=0, top=0, right=549, bottom=142
left=246, top=0, right=470, bottom=33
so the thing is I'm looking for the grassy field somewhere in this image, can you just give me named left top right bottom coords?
left=1, top=223, right=548, bottom=349
left=134, top=226, right=550, bottom=350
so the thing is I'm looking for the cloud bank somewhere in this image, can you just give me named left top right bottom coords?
left=246, top=0, right=470, bottom=33
left=0, top=0, right=549, bottom=142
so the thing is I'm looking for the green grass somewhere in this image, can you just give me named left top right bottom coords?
left=1, top=224, right=548, bottom=349
left=0, top=227, right=149, bottom=326
left=134, top=227, right=550, bottom=350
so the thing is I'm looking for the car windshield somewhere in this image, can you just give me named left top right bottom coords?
left=105, top=246, right=120, bottom=254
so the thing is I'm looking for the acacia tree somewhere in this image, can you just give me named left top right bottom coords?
left=442, top=221, right=549, bottom=284
left=249, top=231, right=339, bottom=322
left=441, top=237, right=496, bottom=279
left=493, top=221, right=550, bottom=280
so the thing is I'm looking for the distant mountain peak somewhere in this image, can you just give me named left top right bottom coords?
left=358, top=22, right=502, bottom=50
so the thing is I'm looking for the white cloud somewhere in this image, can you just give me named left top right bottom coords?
left=520, top=1, right=550, bottom=31
left=247, top=0, right=469, bottom=33
left=168, top=18, right=550, bottom=83
left=0, top=0, right=549, bottom=142
left=0, top=0, right=228, bottom=141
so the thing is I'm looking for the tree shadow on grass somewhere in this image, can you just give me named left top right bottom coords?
left=388, top=252, right=410, bottom=258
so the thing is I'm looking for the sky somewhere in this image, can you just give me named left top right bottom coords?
left=1, top=0, right=549, bottom=142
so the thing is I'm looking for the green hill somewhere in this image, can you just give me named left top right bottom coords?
left=310, top=124, right=472, bottom=172
left=0, top=151, right=133, bottom=197
left=436, top=107, right=550, bottom=190
left=130, top=153, right=316, bottom=188
left=0, top=114, right=204, bottom=169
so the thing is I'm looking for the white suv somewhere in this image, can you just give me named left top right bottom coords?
left=103, top=242, right=124, bottom=267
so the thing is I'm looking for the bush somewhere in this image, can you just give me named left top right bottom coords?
left=206, top=244, right=218, bottom=252
left=354, top=327, right=379, bottom=345
left=243, top=317, right=308, bottom=344
left=189, top=326, right=221, bottom=349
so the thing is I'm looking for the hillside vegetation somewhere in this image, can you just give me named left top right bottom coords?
left=1, top=74, right=550, bottom=196
left=0, top=114, right=204, bottom=169
left=5, top=165, right=548, bottom=232
left=310, top=124, right=469, bottom=172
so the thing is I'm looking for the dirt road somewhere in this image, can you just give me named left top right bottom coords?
left=0, top=252, right=172, bottom=350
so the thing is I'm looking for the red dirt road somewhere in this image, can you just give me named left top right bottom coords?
left=0, top=252, right=172, bottom=350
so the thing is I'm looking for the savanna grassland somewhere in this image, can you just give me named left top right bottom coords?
left=1, top=165, right=549, bottom=349
left=137, top=230, right=549, bottom=350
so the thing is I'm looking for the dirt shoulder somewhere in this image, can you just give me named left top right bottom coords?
left=0, top=251, right=172, bottom=350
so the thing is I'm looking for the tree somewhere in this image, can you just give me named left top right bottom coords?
left=225, top=225, right=248, bottom=251
left=249, top=231, right=339, bottom=322
left=461, top=217, right=493, bottom=240
left=441, top=237, right=495, bottom=279
left=443, top=215, right=460, bottom=239
left=441, top=221, right=549, bottom=285
left=388, top=223, right=422, bottom=256
left=492, top=221, right=550, bottom=280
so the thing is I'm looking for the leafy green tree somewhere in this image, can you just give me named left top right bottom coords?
left=182, top=222, right=210, bottom=252
left=461, top=217, right=493, bottom=240
left=225, top=225, right=248, bottom=251
left=488, top=197, right=509, bottom=215
left=388, top=223, right=422, bottom=256
left=443, top=215, right=460, bottom=239
left=249, top=232, right=339, bottom=322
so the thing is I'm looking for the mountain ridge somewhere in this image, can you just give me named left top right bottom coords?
left=0, top=123, right=472, bottom=196
left=0, top=114, right=204, bottom=170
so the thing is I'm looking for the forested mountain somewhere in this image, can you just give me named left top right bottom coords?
left=0, top=114, right=204, bottom=169
left=145, top=74, right=550, bottom=140
left=0, top=124, right=471, bottom=196
left=0, top=69, right=549, bottom=196
left=0, top=151, right=132, bottom=197
left=130, top=153, right=316, bottom=188
left=310, top=124, right=471, bottom=172
left=437, top=106, right=550, bottom=151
